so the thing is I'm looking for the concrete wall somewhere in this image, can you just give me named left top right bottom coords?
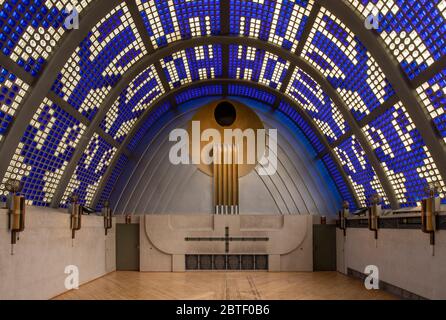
left=140, top=214, right=313, bottom=272
left=337, top=226, right=446, bottom=299
left=0, top=206, right=115, bottom=300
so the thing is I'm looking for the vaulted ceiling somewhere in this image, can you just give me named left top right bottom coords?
left=0, top=0, right=445, bottom=211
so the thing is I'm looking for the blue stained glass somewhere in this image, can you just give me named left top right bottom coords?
left=229, top=45, right=265, bottom=81
left=0, top=0, right=81, bottom=76
left=335, top=136, right=387, bottom=207
left=417, top=67, right=446, bottom=142
left=229, top=45, right=289, bottom=89
left=230, top=0, right=313, bottom=51
left=286, top=68, right=349, bottom=143
left=96, top=154, right=128, bottom=211
left=137, top=0, right=220, bottom=49
left=278, top=100, right=356, bottom=209
left=61, top=133, right=116, bottom=207
left=52, top=4, right=146, bottom=120
left=127, top=101, right=172, bottom=152
left=321, top=153, right=357, bottom=211
left=345, top=0, right=446, bottom=79
left=277, top=100, right=324, bottom=154
left=0, top=64, right=28, bottom=142
left=303, top=7, right=395, bottom=120
left=100, top=65, right=164, bottom=144
left=228, top=84, right=276, bottom=105
left=364, top=102, right=443, bottom=207
left=2, top=98, right=85, bottom=206
left=175, top=85, right=222, bottom=104
left=161, top=45, right=222, bottom=88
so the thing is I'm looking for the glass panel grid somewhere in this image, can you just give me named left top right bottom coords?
left=301, top=7, right=395, bottom=121
left=1, top=97, right=86, bottom=206
left=228, top=84, right=276, bottom=105
left=100, top=65, right=164, bottom=144
left=277, top=100, right=324, bottom=153
left=417, top=67, right=446, bottom=145
left=95, top=153, right=128, bottom=211
left=229, top=45, right=290, bottom=90
left=334, top=135, right=388, bottom=207
left=137, top=0, right=220, bottom=49
left=344, top=0, right=446, bottom=80
left=60, top=133, right=117, bottom=207
left=321, top=153, right=357, bottom=211
left=52, top=2, right=147, bottom=120
left=278, top=99, right=356, bottom=210
left=0, top=0, right=93, bottom=76
left=175, top=85, right=222, bottom=104
left=161, top=45, right=222, bottom=89
left=127, top=101, right=171, bottom=152
left=363, top=101, right=445, bottom=207
left=0, top=65, right=29, bottom=142
left=230, top=0, right=314, bottom=52
left=285, top=67, right=349, bottom=143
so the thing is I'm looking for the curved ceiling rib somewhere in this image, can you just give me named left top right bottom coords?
left=90, top=79, right=361, bottom=209
left=0, top=0, right=444, bottom=210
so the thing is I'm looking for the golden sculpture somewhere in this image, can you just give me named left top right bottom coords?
left=188, top=100, right=264, bottom=214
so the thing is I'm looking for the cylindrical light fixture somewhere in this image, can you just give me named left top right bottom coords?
left=69, top=194, right=82, bottom=239
left=125, top=214, right=132, bottom=224
left=6, top=179, right=25, bottom=248
left=103, top=201, right=112, bottom=236
left=421, top=184, right=440, bottom=246
left=338, top=201, right=349, bottom=236
left=368, top=195, right=381, bottom=239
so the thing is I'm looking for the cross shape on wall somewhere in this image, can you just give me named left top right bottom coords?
left=185, top=227, right=269, bottom=253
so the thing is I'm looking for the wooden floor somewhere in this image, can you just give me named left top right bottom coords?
left=54, top=271, right=396, bottom=300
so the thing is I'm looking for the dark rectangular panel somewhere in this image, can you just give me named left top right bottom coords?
left=227, top=255, right=241, bottom=270
left=255, top=255, right=268, bottom=270
left=116, top=224, right=140, bottom=271
left=185, top=255, right=199, bottom=270
left=213, top=255, right=227, bottom=270
left=199, top=255, right=213, bottom=270
left=241, top=255, right=255, bottom=270
left=313, top=224, right=337, bottom=271
left=185, top=255, right=268, bottom=271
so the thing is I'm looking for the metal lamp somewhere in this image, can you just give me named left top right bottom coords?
left=69, top=194, right=82, bottom=239
left=102, top=201, right=112, bottom=236
left=421, top=184, right=440, bottom=246
left=368, top=194, right=381, bottom=239
left=338, top=201, right=349, bottom=236
left=6, top=179, right=25, bottom=250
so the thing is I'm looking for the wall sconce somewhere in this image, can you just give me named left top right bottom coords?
left=125, top=214, right=132, bottom=224
left=368, top=195, right=381, bottom=240
left=320, top=216, right=326, bottom=225
left=69, top=194, right=82, bottom=239
left=103, top=201, right=112, bottom=236
left=338, top=201, right=349, bottom=236
left=6, top=179, right=25, bottom=254
left=421, top=185, right=440, bottom=247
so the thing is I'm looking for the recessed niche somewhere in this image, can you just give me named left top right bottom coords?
left=214, top=101, right=237, bottom=127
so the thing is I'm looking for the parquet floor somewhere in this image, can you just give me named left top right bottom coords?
left=54, top=271, right=397, bottom=300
